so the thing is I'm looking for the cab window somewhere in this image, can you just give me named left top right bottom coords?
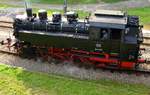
left=100, top=28, right=109, bottom=40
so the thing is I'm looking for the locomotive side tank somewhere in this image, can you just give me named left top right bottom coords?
left=13, top=9, right=145, bottom=70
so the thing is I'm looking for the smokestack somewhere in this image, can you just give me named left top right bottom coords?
left=26, top=8, right=32, bottom=18
left=24, top=0, right=32, bottom=9
left=24, top=0, right=33, bottom=18
left=64, top=0, right=67, bottom=14
left=25, top=1, right=28, bottom=9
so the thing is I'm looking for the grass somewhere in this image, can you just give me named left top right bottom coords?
left=0, top=3, right=150, bottom=24
left=33, top=9, right=89, bottom=19
left=0, top=3, right=20, bottom=8
left=20, top=6, right=150, bottom=24
left=0, top=0, right=128, bottom=4
left=29, top=0, right=125, bottom=4
left=0, top=3, right=89, bottom=19
left=128, top=7, right=150, bottom=24
left=0, top=64, right=150, bottom=95
left=102, top=0, right=127, bottom=3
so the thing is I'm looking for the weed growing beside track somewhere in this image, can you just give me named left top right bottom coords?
left=0, top=64, right=150, bottom=95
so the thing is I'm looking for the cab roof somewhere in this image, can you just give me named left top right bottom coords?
left=94, top=10, right=126, bottom=17
left=89, top=10, right=127, bottom=29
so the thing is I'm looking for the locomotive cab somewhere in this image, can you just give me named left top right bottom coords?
left=89, top=10, right=143, bottom=64
left=89, top=10, right=126, bottom=53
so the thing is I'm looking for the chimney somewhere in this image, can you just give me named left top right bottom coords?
left=64, top=0, right=67, bottom=14
left=26, top=8, right=32, bottom=18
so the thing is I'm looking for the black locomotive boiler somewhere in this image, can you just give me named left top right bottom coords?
left=13, top=8, right=146, bottom=70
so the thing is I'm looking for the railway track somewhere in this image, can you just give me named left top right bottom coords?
left=0, top=44, right=150, bottom=75
left=142, top=36, right=150, bottom=46
left=0, top=21, right=13, bottom=29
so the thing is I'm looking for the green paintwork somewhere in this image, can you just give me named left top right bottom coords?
left=17, top=30, right=139, bottom=62
left=18, top=32, right=96, bottom=51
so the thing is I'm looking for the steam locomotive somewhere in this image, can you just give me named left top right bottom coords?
left=13, top=8, right=146, bottom=70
